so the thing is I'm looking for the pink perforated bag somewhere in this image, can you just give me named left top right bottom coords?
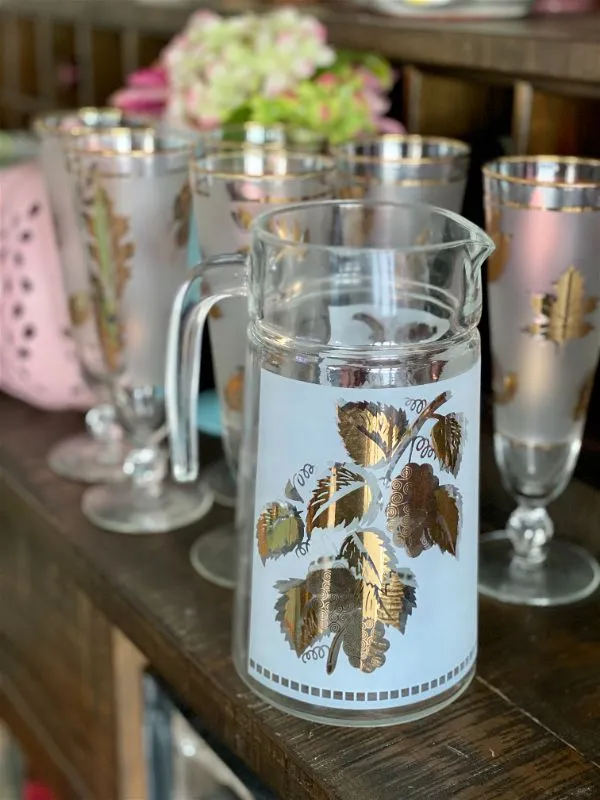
left=0, top=157, right=93, bottom=410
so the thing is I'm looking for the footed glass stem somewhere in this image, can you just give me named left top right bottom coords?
left=47, top=403, right=126, bottom=484
left=479, top=505, right=600, bottom=606
left=203, top=459, right=237, bottom=508
left=82, top=445, right=213, bottom=534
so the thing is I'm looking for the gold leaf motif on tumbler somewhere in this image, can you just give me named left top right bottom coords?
left=68, top=291, right=92, bottom=327
left=83, top=177, right=134, bottom=373
left=385, top=462, right=461, bottom=557
left=573, top=371, right=595, bottom=422
left=524, top=265, right=598, bottom=344
left=275, top=533, right=417, bottom=674
left=173, top=182, right=191, bottom=248
left=256, top=501, right=304, bottom=564
left=337, top=401, right=408, bottom=468
left=485, top=202, right=511, bottom=283
left=231, top=206, right=255, bottom=232
left=305, top=464, right=376, bottom=534
left=431, top=413, right=464, bottom=477
left=492, top=357, right=518, bottom=405
left=337, top=184, right=367, bottom=200
left=224, top=367, right=244, bottom=413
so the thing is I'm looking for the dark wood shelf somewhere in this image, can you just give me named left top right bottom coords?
left=2, top=0, right=600, bottom=88
left=1, top=391, right=600, bottom=799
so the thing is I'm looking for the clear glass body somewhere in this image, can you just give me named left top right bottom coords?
left=331, top=135, right=470, bottom=212
left=66, top=126, right=213, bottom=533
left=481, top=156, right=600, bottom=605
left=33, top=108, right=138, bottom=483
left=166, top=199, right=493, bottom=726
left=187, top=149, right=335, bottom=585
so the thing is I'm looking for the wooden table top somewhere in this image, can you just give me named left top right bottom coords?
left=1, top=391, right=599, bottom=800
left=3, top=0, right=600, bottom=89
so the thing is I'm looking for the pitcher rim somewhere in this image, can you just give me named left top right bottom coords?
left=252, top=199, right=493, bottom=255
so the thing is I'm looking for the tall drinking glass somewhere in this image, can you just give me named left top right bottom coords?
left=184, top=149, right=335, bottom=586
left=34, top=108, right=134, bottom=483
left=332, top=135, right=470, bottom=210
left=67, top=127, right=213, bottom=533
left=481, top=156, right=600, bottom=606
left=195, top=125, right=329, bottom=507
left=166, top=200, right=493, bottom=725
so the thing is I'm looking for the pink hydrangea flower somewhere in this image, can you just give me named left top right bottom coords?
left=109, top=65, right=169, bottom=117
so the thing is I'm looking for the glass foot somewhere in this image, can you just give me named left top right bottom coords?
left=479, top=530, right=600, bottom=607
left=204, top=459, right=236, bottom=508
left=82, top=480, right=213, bottom=534
left=47, top=433, right=126, bottom=484
left=189, top=526, right=236, bottom=589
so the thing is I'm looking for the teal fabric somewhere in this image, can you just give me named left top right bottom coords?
left=197, top=390, right=222, bottom=438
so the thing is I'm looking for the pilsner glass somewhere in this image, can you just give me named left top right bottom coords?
left=185, top=149, right=335, bottom=586
left=166, top=199, right=493, bottom=725
left=34, top=108, right=135, bottom=483
left=332, top=135, right=470, bottom=211
left=67, top=126, right=213, bottom=533
left=194, top=124, right=329, bottom=508
left=480, top=156, right=600, bottom=606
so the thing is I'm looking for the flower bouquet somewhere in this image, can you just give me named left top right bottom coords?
left=110, top=6, right=403, bottom=143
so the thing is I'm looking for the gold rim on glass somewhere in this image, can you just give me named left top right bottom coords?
left=65, top=126, right=196, bottom=158
left=331, top=134, right=471, bottom=165
left=482, top=155, right=600, bottom=189
left=191, top=149, right=336, bottom=181
left=32, top=107, right=125, bottom=138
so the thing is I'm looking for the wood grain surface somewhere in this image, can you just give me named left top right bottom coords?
left=1, top=392, right=599, bottom=800
left=3, top=0, right=600, bottom=89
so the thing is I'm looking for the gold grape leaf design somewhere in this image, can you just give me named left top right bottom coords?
left=224, top=367, right=244, bottom=413
left=431, top=412, right=464, bottom=477
left=274, top=577, right=320, bottom=656
left=275, top=534, right=417, bottom=674
left=173, top=182, right=191, bottom=248
left=338, top=184, right=367, bottom=200
left=231, top=206, right=254, bottom=232
left=524, top=265, right=598, bottom=344
left=305, top=464, right=377, bottom=534
left=385, top=462, right=461, bottom=557
left=352, top=313, right=386, bottom=343
left=492, top=357, right=518, bottom=406
left=256, top=501, right=304, bottom=564
left=68, top=291, right=92, bottom=327
left=337, top=401, right=408, bottom=468
left=485, top=202, right=511, bottom=283
left=573, top=370, right=595, bottom=422
left=83, top=178, right=134, bottom=372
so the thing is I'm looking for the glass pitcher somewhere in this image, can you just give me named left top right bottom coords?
left=166, top=200, right=493, bottom=726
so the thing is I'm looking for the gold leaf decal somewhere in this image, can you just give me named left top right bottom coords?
left=431, top=413, right=464, bottom=477
left=492, top=357, right=518, bottom=405
left=305, top=464, right=376, bottom=534
left=276, top=538, right=416, bottom=674
left=231, top=206, right=254, bottom=232
left=338, top=184, right=367, bottom=200
left=574, top=371, right=595, bottom=422
left=274, top=577, right=320, bottom=656
left=256, top=502, right=304, bottom=564
left=337, top=401, right=408, bottom=468
left=524, top=265, right=598, bottom=345
left=352, top=313, right=386, bottom=343
left=83, top=177, right=134, bottom=373
left=224, top=367, right=244, bottom=413
left=485, top=202, right=511, bottom=283
left=68, top=291, right=92, bottom=327
left=173, top=182, right=191, bottom=248
left=385, top=462, right=462, bottom=557
left=209, top=304, right=223, bottom=320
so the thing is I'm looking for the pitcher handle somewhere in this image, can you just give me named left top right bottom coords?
left=165, top=253, right=247, bottom=483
